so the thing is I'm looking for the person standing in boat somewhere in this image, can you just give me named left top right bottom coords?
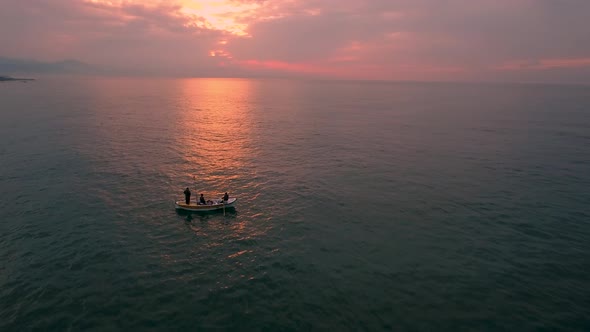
left=199, top=193, right=206, bottom=205
left=183, top=187, right=191, bottom=205
left=222, top=192, right=229, bottom=202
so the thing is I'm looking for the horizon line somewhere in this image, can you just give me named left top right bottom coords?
left=10, top=73, right=590, bottom=87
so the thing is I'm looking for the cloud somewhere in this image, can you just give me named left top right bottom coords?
left=496, top=58, right=590, bottom=70
left=1, top=0, right=589, bottom=82
left=0, top=0, right=226, bottom=75
left=221, top=0, right=590, bottom=81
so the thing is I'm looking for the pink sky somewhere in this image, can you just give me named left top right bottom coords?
left=1, top=0, right=590, bottom=82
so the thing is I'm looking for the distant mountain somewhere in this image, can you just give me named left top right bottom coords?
left=0, top=75, right=35, bottom=81
left=0, top=57, right=97, bottom=75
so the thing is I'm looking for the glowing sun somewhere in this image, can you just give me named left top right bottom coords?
left=179, top=0, right=259, bottom=36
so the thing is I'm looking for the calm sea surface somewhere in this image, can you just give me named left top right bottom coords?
left=1, top=77, right=589, bottom=331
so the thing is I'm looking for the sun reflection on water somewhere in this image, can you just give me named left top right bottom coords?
left=175, top=78, right=257, bottom=198
left=166, top=79, right=277, bottom=280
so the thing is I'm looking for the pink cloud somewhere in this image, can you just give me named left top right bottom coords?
left=237, top=59, right=338, bottom=75
left=497, top=58, right=590, bottom=71
left=1, top=0, right=590, bottom=82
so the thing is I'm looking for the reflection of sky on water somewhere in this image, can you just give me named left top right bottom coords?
left=175, top=78, right=258, bottom=198
left=171, top=79, right=276, bottom=248
left=62, top=77, right=276, bottom=254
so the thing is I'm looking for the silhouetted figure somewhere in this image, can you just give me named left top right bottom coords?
left=199, top=194, right=206, bottom=205
left=222, top=192, right=229, bottom=202
left=184, top=187, right=191, bottom=204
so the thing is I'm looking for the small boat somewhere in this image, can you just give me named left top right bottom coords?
left=175, top=198, right=237, bottom=212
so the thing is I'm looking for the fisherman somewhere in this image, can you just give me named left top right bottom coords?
left=183, top=187, right=191, bottom=205
left=222, top=192, right=229, bottom=202
left=199, top=193, right=206, bottom=205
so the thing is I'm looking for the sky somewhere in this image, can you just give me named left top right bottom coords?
left=1, top=0, right=590, bottom=82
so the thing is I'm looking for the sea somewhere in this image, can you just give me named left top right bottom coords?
left=1, top=77, right=589, bottom=331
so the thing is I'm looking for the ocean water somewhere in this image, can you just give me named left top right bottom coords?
left=1, top=77, right=589, bottom=331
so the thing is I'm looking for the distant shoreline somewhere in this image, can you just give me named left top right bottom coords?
left=0, top=76, right=35, bottom=82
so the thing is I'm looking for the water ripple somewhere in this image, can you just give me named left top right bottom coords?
left=1, top=78, right=590, bottom=330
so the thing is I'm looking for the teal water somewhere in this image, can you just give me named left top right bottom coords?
left=1, top=78, right=589, bottom=331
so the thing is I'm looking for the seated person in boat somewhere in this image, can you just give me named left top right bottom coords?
left=222, top=192, right=229, bottom=202
left=199, top=194, right=206, bottom=205
left=183, top=187, right=191, bottom=204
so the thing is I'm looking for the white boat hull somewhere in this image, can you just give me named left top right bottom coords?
left=175, top=198, right=237, bottom=212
